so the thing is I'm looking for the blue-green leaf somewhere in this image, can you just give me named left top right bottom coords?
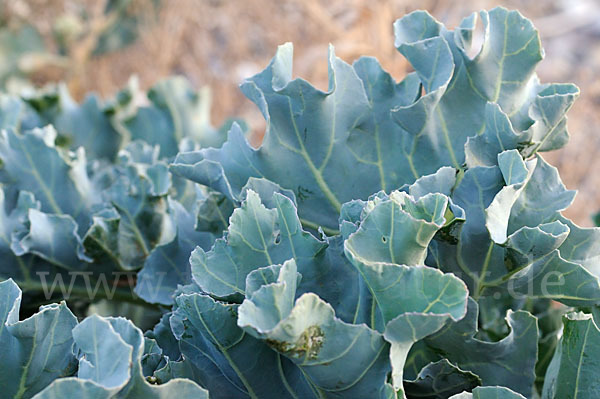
left=135, top=199, right=215, bottom=304
left=12, top=209, right=91, bottom=270
left=24, top=85, right=122, bottom=160
left=450, top=386, right=526, bottom=399
left=172, top=8, right=568, bottom=237
left=190, top=189, right=325, bottom=297
left=238, top=260, right=391, bottom=398
left=0, top=279, right=78, bottom=399
left=83, top=145, right=176, bottom=271
left=0, top=127, right=94, bottom=227
left=35, top=315, right=208, bottom=398
left=404, top=359, right=481, bottom=399
left=542, top=312, right=600, bottom=398
left=424, top=298, right=538, bottom=397
left=345, top=191, right=449, bottom=266
left=172, top=292, right=315, bottom=399
left=115, top=77, right=226, bottom=158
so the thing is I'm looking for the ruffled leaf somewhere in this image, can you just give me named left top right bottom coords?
left=0, top=279, right=78, bottom=399
left=35, top=315, right=208, bottom=398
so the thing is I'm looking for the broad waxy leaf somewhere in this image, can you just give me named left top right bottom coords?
left=144, top=313, right=181, bottom=362
left=458, top=94, right=600, bottom=304
left=189, top=189, right=326, bottom=298
left=189, top=186, right=371, bottom=324
left=376, top=263, right=467, bottom=392
left=181, top=183, right=472, bottom=397
left=506, top=156, right=575, bottom=233
left=171, top=8, right=575, bottom=235
left=489, top=156, right=600, bottom=306
left=115, top=77, right=226, bottom=158
left=24, top=84, right=122, bottom=160
left=0, top=126, right=218, bottom=307
left=0, top=188, right=46, bottom=288
left=345, top=191, right=449, bottom=266
left=1, top=75, right=226, bottom=161
left=504, top=221, right=569, bottom=262
left=35, top=315, right=208, bottom=399
left=555, top=217, right=600, bottom=277
left=0, top=128, right=96, bottom=280
left=147, top=78, right=226, bottom=149
left=104, top=166, right=174, bottom=270
left=172, top=292, right=317, bottom=399
left=404, top=360, right=481, bottom=399
left=422, top=153, right=600, bottom=307
left=342, top=189, right=469, bottom=391
left=464, top=103, right=526, bottom=168
left=83, top=142, right=176, bottom=271
left=195, top=189, right=234, bottom=233
left=0, top=94, right=42, bottom=131
left=0, top=127, right=93, bottom=227
left=238, top=260, right=392, bottom=398
left=377, top=265, right=468, bottom=392
left=542, top=312, right=600, bottom=398
left=12, top=209, right=91, bottom=270
left=0, top=6, right=597, bottom=399
left=450, top=386, right=526, bottom=399
left=484, top=149, right=533, bottom=244
left=135, top=199, right=215, bottom=304
left=0, top=279, right=78, bottom=399
left=422, top=299, right=538, bottom=397
left=0, top=186, right=140, bottom=309
left=237, top=258, right=468, bottom=398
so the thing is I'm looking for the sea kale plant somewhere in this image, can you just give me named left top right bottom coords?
left=0, top=7, right=598, bottom=399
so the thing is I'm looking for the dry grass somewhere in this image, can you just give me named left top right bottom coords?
left=8, top=0, right=600, bottom=225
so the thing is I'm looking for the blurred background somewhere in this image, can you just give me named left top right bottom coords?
left=2, top=0, right=599, bottom=225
